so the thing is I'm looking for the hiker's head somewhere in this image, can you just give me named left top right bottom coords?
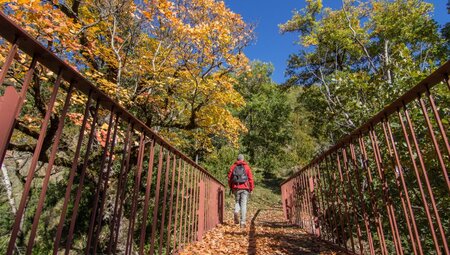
left=237, top=154, right=244, bottom=161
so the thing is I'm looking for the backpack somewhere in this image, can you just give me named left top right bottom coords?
left=231, top=164, right=248, bottom=184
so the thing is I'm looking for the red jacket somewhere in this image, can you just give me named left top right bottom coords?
left=228, top=160, right=254, bottom=192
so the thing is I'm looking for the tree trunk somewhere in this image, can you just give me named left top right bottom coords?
left=1, top=163, right=23, bottom=254
left=1, top=163, right=17, bottom=215
left=384, top=40, right=392, bottom=85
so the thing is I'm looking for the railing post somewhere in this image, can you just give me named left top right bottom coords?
left=0, top=86, right=21, bottom=166
left=309, top=174, right=320, bottom=237
left=218, top=186, right=224, bottom=224
left=0, top=55, right=37, bottom=167
left=197, top=180, right=205, bottom=241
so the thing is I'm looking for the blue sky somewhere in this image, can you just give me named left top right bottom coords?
left=224, top=0, right=449, bottom=84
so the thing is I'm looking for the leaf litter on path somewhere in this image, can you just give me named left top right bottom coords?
left=179, top=208, right=351, bottom=255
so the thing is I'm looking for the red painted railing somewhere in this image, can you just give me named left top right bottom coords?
left=0, top=12, right=224, bottom=255
left=281, top=60, right=450, bottom=255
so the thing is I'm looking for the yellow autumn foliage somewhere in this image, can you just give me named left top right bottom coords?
left=0, top=0, right=253, bottom=153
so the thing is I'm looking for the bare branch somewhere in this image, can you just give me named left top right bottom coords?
left=341, top=0, right=377, bottom=73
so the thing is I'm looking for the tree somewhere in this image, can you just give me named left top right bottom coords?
left=280, top=0, right=447, bottom=143
left=235, top=62, right=292, bottom=178
left=442, top=22, right=450, bottom=52
left=0, top=0, right=254, bottom=155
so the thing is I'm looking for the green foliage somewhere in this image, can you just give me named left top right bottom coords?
left=203, top=61, right=319, bottom=189
left=281, top=0, right=448, bottom=143
left=202, top=146, right=239, bottom=185
left=235, top=62, right=293, bottom=177
left=442, top=22, right=450, bottom=52
left=283, top=87, right=319, bottom=171
left=0, top=184, right=13, bottom=254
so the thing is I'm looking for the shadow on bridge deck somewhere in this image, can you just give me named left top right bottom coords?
left=180, top=207, right=351, bottom=255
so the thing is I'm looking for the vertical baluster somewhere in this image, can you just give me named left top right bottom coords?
left=149, top=146, right=165, bottom=255
left=53, top=90, right=93, bottom=254
left=336, top=149, right=356, bottom=253
left=138, top=139, right=156, bottom=255
left=426, top=87, right=450, bottom=169
left=330, top=153, right=346, bottom=248
left=191, top=168, right=200, bottom=242
left=171, top=158, right=184, bottom=253
left=0, top=39, right=19, bottom=85
left=111, top=123, right=135, bottom=254
left=6, top=55, right=39, bottom=255
left=26, top=71, right=64, bottom=253
left=165, top=154, right=178, bottom=254
left=157, top=151, right=172, bottom=255
left=316, top=162, right=330, bottom=242
left=125, top=132, right=146, bottom=255
left=85, top=107, right=115, bottom=254
left=368, top=127, right=404, bottom=255
left=384, top=117, right=423, bottom=255
left=324, top=155, right=341, bottom=247
left=343, top=145, right=370, bottom=255
left=65, top=99, right=101, bottom=254
left=349, top=142, right=376, bottom=255
left=181, top=162, right=191, bottom=249
left=358, top=135, right=389, bottom=255
left=92, top=113, right=120, bottom=255
left=418, top=95, right=450, bottom=194
left=399, top=106, right=444, bottom=254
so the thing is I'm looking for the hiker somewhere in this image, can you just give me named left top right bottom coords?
left=228, top=154, right=254, bottom=228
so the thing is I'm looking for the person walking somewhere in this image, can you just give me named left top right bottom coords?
left=228, top=154, right=254, bottom=228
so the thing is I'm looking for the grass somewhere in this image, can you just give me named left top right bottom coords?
left=224, top=183, right=282, bottom=221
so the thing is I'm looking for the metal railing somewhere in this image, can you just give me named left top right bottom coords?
left=281, top=60, right=450, bottom=255
left=0, top=12, right=224, bottom=255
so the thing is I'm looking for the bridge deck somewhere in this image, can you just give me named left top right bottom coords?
left=180, top=208, right=350, bottom=255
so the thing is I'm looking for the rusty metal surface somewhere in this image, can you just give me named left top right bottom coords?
left=0, top=12, right=224, bottom=255
left=282, top=60, right=450, bottom=254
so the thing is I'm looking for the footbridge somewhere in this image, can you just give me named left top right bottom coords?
left=0, top=11, right=449, bottom=255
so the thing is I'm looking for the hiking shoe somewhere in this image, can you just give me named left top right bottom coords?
left=234, top=212, right=239, bottom=224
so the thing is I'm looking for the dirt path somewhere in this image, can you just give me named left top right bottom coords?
left=180, top=208, right=350, bottom=255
